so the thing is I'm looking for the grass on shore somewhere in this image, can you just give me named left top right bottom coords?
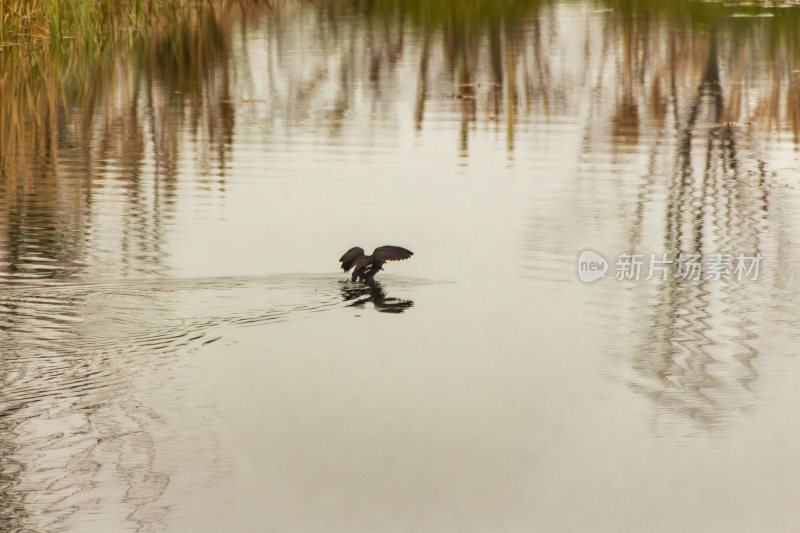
left=0, top=0, right=219, bottom=48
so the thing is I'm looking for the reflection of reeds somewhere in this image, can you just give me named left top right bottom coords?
left=0, top=1, right=266, bottom=279
left=8, top=0, right=799, bottom=206
left=600, top=18, right=774, bottom=434
left=4, top=1, right=799, bottom=278
left=271, top=0, right=800, bottom=153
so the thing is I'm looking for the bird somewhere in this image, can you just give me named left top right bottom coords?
left=339, top=246, right=413, bottom=282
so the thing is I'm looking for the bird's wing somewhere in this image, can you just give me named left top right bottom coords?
left=339, top=247, right=365, bottom=272
left=371, top=246, right=413, bottom=267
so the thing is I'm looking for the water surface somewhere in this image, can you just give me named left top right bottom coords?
left=3, top=1, right=800, bottom=531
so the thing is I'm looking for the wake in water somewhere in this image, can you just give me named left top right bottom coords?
left=0, top=273, right=424, bottom=530
left=1, top=273, right=422, bottom=354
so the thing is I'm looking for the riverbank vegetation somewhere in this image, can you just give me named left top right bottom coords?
left=0, top=0, right=217, bottom=45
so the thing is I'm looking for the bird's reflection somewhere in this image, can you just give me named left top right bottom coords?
left=340, top=281, right=414, bottom=314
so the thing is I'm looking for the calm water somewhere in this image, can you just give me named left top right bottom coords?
left=3, top=1, right=800, bottom=531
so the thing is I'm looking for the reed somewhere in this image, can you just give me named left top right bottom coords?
left=1, top=0, right=211, bottom=43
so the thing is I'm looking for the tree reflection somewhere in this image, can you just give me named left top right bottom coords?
left=597, top=14, right=778, bottom=434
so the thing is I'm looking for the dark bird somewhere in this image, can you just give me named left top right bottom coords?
left=339, top=246, right=413, bottom=282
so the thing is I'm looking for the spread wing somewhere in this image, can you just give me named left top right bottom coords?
left=339, top=247, right=365, bottom=272
left=371, top=246, right=413, bottom=267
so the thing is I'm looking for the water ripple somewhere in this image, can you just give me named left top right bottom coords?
left=0, top=273, right=422, bottom=530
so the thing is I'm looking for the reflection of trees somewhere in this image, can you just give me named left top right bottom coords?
left=602, top=22, right=775, bottom=434
left=258, top=0, right=560, bottom=153
left=254, top=0, right=800, bottom=158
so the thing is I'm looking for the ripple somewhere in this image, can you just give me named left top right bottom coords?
left=0, top=271, right=431, bottom=528
left=0, top=273, right=389, bottom=530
